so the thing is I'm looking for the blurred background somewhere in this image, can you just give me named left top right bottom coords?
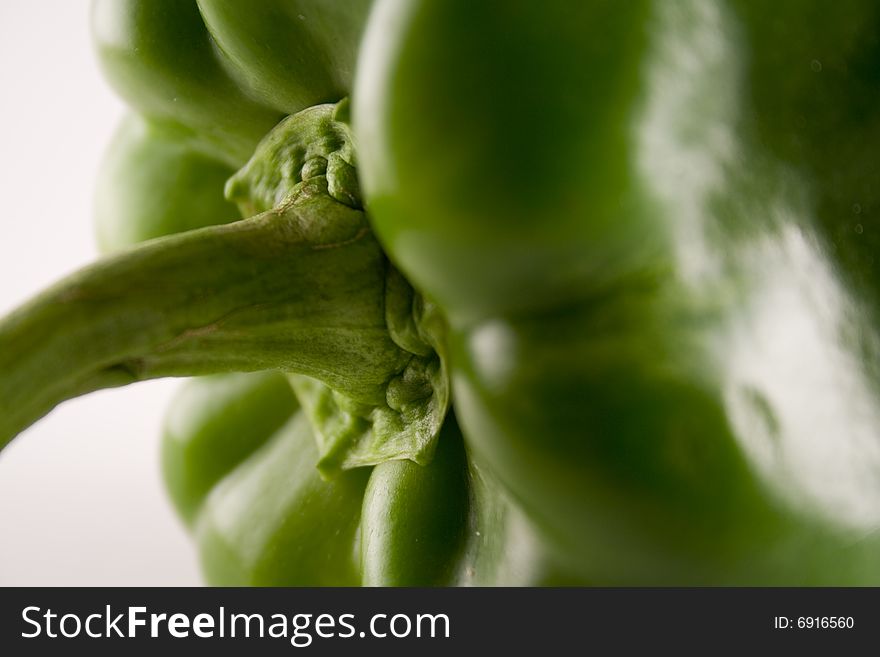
left=0, top=1, right=200, bottom=585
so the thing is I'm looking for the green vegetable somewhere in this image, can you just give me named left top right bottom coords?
left=178, top=376, right=370, bottom=586
left=354, top=0, right=880, bottom=584
left=196, top=0, right=374, bottom=114
left=1, top=0, right=879, bottom=585
left=164, top=374, right=564, bottom=585
left=94, top=114, right=240, bottom=252
left=90, top=0, right=282, bottom=166
left=161, top=372, right=300, bottom=526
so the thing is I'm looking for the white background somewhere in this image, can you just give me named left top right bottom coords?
left=0, top=1, right=201, bottom=585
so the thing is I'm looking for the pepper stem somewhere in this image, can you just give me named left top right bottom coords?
left=0, top=193, right=393, bottom=445
left=0, top=100, right=449, bottom=471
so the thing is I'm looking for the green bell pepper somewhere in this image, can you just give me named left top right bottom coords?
left=90, top=0, right=283, bottom=166
left=353, top=0, right=880, bottom=584
left=94, top=114, right=240, bottom=253
left=1, top=0, right=879, bottom=585
left=164, top=374, right=567, bottom=586
left=166, top=373, right=369, bottom=586
left=195, top=0, right=374, bottom=115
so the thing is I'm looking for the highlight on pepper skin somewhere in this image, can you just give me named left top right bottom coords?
left=0, top=0, right=879, bottom=586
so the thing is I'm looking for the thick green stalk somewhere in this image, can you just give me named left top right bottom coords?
left=0, top=100, right=448, bottom=471
left=0, top=188, right=404, bottom=449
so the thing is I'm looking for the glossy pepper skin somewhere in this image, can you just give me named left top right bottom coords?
left=166, top=374, right=370, bottom=586
left=196, top=0, right=374, bottom=115
left=354, top=0, right=880, bottom=584
left=90, top=0, right=282, bottom=166
left=94, top=114, right=241, bottom=252
left=81, top=0, right=569, bottom=585
left=1, top=0, right=879, bottom=587
left=163, top=375, right=568, bottom=586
